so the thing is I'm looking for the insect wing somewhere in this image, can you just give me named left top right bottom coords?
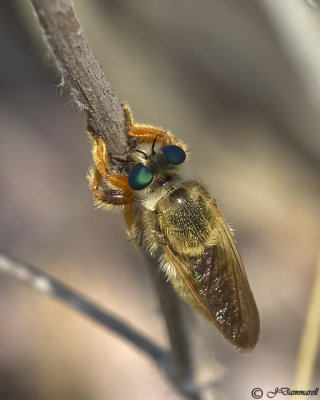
left=195, top=207, right=259, bottom=348
left=165, top=207, right=259, bottom=349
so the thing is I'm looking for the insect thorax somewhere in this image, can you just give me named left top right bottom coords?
left=136, top=179, right=216, bottom=258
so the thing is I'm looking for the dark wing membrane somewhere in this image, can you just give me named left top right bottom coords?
left=164, top=206, right=259, bottom=349
left=192, top=207, right=260, bottom=349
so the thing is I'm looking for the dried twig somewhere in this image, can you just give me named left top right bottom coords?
left=25, top=0, right=201, bottom=398
left=30, top=0, right=129, bottom=171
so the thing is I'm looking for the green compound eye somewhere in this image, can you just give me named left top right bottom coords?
left=162, top=145, right=186, bottom=165
left=128, top=163, right=153, bottom=190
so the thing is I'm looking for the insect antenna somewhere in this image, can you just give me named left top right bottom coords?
left=151, top=135, right=161, bottom=155
left=133, top=149, right=148, bottom=160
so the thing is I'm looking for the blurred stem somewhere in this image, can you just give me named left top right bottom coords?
left=146, top=254, right=201, bottom=400
left=0, top=253, right=169, bottom=366
left=293, top=252, right=320, bottom=394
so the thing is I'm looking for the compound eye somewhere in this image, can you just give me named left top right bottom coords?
left=162, top=145, right=186, bottom=165
left=128, top=163, right=153, bottom=190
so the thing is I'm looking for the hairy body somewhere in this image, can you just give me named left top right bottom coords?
left=87, top=105, right=260, bottom=349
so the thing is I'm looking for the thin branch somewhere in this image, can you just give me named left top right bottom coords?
left=0, top=253, right=209, bottom=398
left=0, top=253, right=169, bottom=367
left=29, top=0, right=130, bottom=171
left=28, top=1, right=202, bottom=398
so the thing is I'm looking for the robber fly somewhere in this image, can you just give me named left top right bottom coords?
left=87, top=105, right=259, bottom=349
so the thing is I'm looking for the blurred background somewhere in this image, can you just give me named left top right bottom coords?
left=0, top=0, right=319, bottom=399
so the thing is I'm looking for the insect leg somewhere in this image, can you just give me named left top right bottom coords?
left=123, top=205, right=145, bottom=248
left=88, top=168, right=134, bottom=206
left=128, top=125, right=177, bottom=147
left=87, top=125, right=133, bottom=193
left=122, top=103, right=178, bottom=147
